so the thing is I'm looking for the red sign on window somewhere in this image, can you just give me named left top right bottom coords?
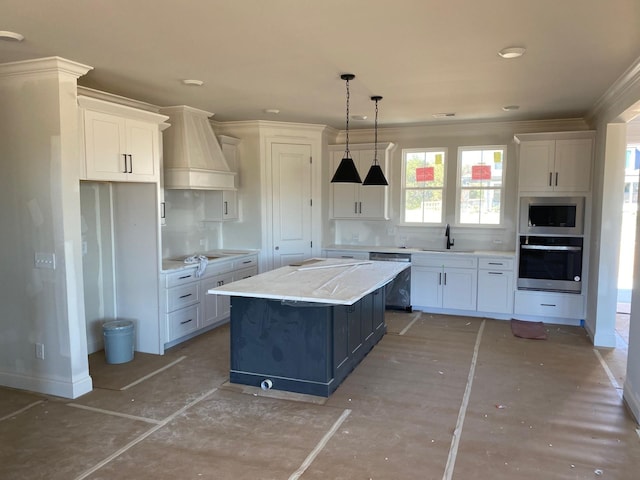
left=416, top=167, right=434, bottom=182
left=472, top=165, right=491, bottom=180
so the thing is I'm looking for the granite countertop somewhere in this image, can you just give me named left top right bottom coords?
left=208, top=258, right=409, bottom=305
left=161, top=249, right=257, bottom=272
left=324, top=245, right=515, bottom=257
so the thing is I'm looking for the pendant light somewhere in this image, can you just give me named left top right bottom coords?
left=331, top=74, right=362, bottom=183
left=362, top=96, right=389, bottom=186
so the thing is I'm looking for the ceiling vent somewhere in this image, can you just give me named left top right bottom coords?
left=160, top=105, right=236, bottom=190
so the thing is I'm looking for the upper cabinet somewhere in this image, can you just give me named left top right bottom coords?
left=515, top=132, right=595, bottom=194
left=79, top=96, right=169, bottom=183
left=330, top=142, right=395, bottom=220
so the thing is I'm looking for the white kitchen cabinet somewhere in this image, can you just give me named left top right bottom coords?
left=203, top=190, right=238, bottom=221
left=163, top=253, right=259, bottom=346
left=477, top=257, right=514, bottom=314
left=411, top=254, right=477, bottom=311
left=79, top=96, right=168, bottom=183
left=514, top=290, right=584, bottom=320
left=516, top=133, right=594, bottom=193
left=329, top=143, right=395, bottom=220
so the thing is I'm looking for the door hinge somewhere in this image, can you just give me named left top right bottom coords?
left=310, top=198, right=313, bottom=207
left=309, top=156, right=312, bottom=164
left=310, top=241, right=313, bottom=248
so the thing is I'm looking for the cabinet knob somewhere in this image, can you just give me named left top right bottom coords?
left=275, top=246, right=279, bottom=250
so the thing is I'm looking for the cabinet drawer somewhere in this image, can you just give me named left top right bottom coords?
left=165, top=269, right=198, bottom=288
left=168, top=304, right=200, bottom=339
left=412, top=254, right=477, bottom=269
left=233, top=266, right=258, bottom=281
left=166, top=283, right=200, bottom=312
left=514, top=291, right=584, bottom=319
left=324, top=250, right=370, bottom=261
left=478, top=257, right=514, bottom=271
left=233, top=255, right=258, bottom=270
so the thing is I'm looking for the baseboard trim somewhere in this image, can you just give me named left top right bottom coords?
left=623, top=378, right=640, bottom=425
left=0, top=371, right=93, bottom=399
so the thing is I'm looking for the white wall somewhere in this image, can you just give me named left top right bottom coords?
left=0, top=57, right=93, bottom=398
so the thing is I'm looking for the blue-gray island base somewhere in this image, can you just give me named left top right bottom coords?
left=230, top=287, right=385, bottom=397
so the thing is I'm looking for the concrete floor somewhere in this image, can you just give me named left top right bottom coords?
left=1, top=312, right=638, bottom=479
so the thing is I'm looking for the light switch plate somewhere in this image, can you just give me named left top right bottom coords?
left=35, top=252, right=56, bottom=269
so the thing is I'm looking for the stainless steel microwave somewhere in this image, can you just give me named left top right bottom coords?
left=519, top=196, right=584, bottom=235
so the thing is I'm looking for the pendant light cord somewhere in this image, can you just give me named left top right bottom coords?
left=345, top=76, right=351, bottom=158
left=373, top=98, right=379, bottom=166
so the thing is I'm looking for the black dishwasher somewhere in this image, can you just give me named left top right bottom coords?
left=369, top=252, right=412, bottom=312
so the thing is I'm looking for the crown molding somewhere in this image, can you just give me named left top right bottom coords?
left=0, top=56, right=92, bottom=79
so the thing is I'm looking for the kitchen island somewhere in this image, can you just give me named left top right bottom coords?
left=208, top=258, right=409, bottom=396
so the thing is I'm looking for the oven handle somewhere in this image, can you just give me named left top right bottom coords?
left=520, top=245, right=582, bottom=251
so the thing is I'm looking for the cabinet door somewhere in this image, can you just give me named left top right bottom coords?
left=477, top=270, right=514, bottom=314
left=356, top=150, right=387, bottom=219
left=347, top=302, right=363, bottom=355
left=200, top=276, right=219, bottom=328
left=331, top=150, right=361, bottom=218
left=214, top=272, right=234, bottom=320
left=83, top=110, right=128, bottom=181
left=518, top=140, right=555, bottom=192
left=222, top=190, right=238, bottom=220
left=333, top=306, right=350, bottom=379
left=410, top=266, right=442, bottom=308
left=442, top=268, right=477, bottom=311
left=125, top=119, right=159, bottom=181
left=554, top=138, right=592, bottom=192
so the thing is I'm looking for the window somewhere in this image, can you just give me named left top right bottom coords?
left=457, top=146, right=506, bottom=225
left=402, top=148, right=447, bottom=223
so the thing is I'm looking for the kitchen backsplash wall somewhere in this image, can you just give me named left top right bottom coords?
left=161, top=190, right=221, bottom=258
left=331, top=220, right=515, bottom=251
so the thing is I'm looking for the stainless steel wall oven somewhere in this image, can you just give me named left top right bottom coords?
left=518, top=236, right=583, bottom=293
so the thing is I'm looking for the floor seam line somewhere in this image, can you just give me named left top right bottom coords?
left=398, top=311, right=421, bottom=336
left=288, top=408, right=352, bottom=480
left=65, top=403, right=162, bottom=425
left=593, top=348, right=623, bottom=400
left=0, top=400, right=44, bottom=422
left=442, top=318, right=485, bottom=480
left=120, top=355, right=187, bottom=390
left=73, top=387, right=218, bottom=480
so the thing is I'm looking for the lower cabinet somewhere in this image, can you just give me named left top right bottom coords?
left=411, top=254, right=478, bottom=311
left=477, top=257, right=514, bottom=314
left=162, top=253, right=258, bottom=346
left=230, top=287, right=386, bottom=397
left=514, top=290, right=584, bottom=319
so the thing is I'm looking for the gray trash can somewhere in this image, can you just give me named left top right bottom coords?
left=103, top=320, right=134, bottom=364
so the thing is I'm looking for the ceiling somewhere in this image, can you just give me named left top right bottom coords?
left=2, top=0, right=640, bottom=129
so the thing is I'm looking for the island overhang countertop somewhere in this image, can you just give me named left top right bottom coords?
left=207, top=258, right=409, bottom=305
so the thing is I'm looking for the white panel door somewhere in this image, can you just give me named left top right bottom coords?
left=271, top=143, right=313, bottom=268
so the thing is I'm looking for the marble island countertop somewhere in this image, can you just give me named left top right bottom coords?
left=324, top=245, right=515, bottom=257
left=161, top=249, right=257, bottom=272
left=208, top=258, right=410, bottom=305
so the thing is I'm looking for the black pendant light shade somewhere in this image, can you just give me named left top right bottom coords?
left=332, top=156, right=362, bottom=183
left=362, top=95, right=389, bottom=186
left=362, top=164, right=388, bottom=186
left=331, top=73, right=362, bottom=183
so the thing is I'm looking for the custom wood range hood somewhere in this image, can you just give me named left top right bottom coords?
left=160, top=105, right=236, bottom=190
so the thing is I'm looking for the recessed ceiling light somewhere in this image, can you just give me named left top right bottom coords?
left=498, top=47, right=526, bottom=59
left=263, top=109, right=280, bottom=114
left=432, top=113, right=456, bottom=118
left=0, top=31, right=25, bottom=42
left=351, top=115, right=368, bottom=121
left=502, top=105, right=520, bottom=111
left=182, top=79, right=204, bottom=86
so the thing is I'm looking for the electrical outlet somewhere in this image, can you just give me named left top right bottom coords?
left=35, top=343, right=45, bottom=360
left=35, top=252, right=56, bottom=269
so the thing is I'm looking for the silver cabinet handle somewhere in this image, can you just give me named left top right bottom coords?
left=438, top=272, right=442, bottom=285
left=128, top=154, right=133, bottom=173
left=122, top=154, right=128, bottom=173
left=179, top=293, right=192, bottom=299
left=487, top=272, right=503, bottom=275
left=443, top=272, right=447, bottom=285
left=541, top=303, right=556, bottom=307
left=180, top=318, right=193, bottom=325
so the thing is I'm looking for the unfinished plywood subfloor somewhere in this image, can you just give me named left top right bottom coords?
left=0, top=314, right=638, bottom=479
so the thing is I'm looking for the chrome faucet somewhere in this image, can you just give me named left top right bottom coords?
left=445, top=223, right=454, bottom=249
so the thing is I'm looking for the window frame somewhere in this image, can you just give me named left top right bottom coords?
left=455, top=145, right=507, bottom=227
left=400, top=147, right=448, bottom=226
